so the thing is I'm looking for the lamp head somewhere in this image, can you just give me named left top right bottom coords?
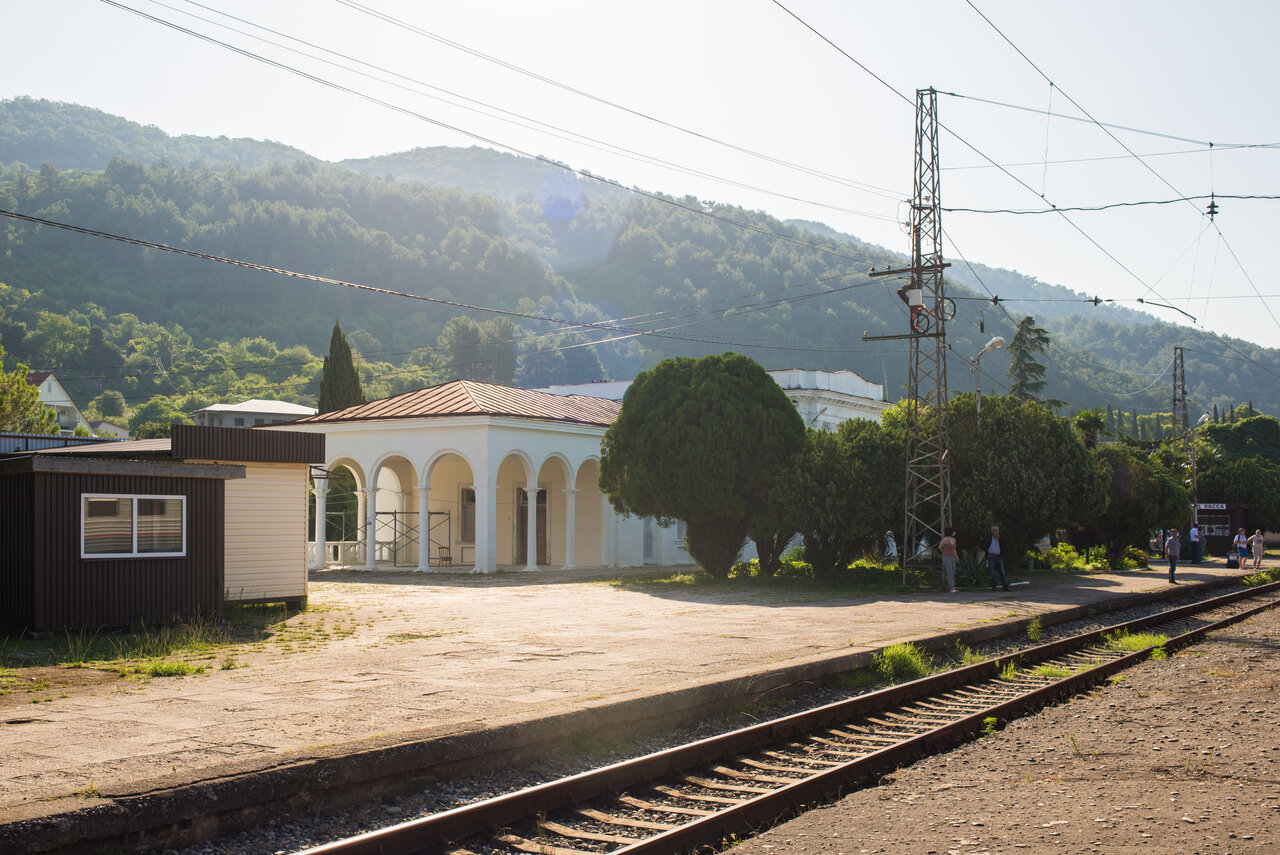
left=1194, top=413, right=1211, bottom=428
left=978, top=336, right=1006, bottom=357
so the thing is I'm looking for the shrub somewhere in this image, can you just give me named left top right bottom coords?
left=873, top=642, right=932, bottom=683
left=1045, top=543, right=1081, bottom=570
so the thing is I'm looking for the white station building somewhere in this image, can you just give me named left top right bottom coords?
left=266, top=369, right=890, bottom=574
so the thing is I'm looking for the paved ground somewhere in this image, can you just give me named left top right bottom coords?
left=0, top=559, right=1251, bottom=838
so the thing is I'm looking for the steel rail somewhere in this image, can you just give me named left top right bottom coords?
left=299, top=580, right=1280, bottom=855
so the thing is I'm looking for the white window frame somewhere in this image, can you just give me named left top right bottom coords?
left=81, top=493, right=188, bottom=559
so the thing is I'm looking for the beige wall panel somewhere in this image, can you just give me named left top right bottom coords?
left=221, top=462, right=309, bottom=601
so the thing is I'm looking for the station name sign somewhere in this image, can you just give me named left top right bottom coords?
left=1196, top=503, right=1227, bottom=510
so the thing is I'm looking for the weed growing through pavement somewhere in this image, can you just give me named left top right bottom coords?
left=0, top=600, right=347, bottom=689
left=1067, top=732, right=1083, bottom=758
left=949, top=643, right=985, bottom=667
left=1241, top=567, right=1280, bottom=586
left=1104, top=630, right=1170, bottom=654
left=1026, top=616, right=1043, bottom=642
left=72, top=781, right=101, bottom=798
left=873, top=643, right=932, bottom=683
left=998, top=661, right=1020, bottom=682
left=1030, top=663, right=1073, bottom=679
left=142, top=661, right=205, bottom=678
left=981, top=716, right=998, bottom=736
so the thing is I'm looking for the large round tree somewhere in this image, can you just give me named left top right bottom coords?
left=946, top=393, right=1108, bottom=562
left=599, top=352, right=805, bottom=577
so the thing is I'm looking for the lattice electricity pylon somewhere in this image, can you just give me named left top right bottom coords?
left=902, top=87, right=952, bottom=579
left=862, top=88, right=953, bottom=581
left=1172, top=346, right=1188, bottom=449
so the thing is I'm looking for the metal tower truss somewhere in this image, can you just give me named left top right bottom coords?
left=902, top=87, right=952, bottom=575
left=1172, top=346, right=1188, bottom=448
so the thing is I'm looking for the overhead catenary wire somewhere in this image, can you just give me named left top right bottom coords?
left=328, top=0, right=905, bottom=203
left=961, top=0, right=1280, bottom=347
left=98, top=0, right=876, bottom=268
left=140, top=0, right=900, bottom=225
left=944, top=194, right=1280, bottom=215
left=0, top=207, right=911, bottom=381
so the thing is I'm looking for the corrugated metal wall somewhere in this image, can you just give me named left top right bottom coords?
left=29, top=471, right=225, bottom=629
left=224, top=462, right=309, bottom=602
left=0, top=473, right=35, bottom=628
left=172, top=424, right=323, bottom=464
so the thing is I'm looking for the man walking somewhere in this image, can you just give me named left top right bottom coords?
left=987, top=525, right=1010, bottom=592
left=1166, top=528, right=1181, bottom=584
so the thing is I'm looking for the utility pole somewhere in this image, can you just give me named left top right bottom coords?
left=1172, top=346, right=1188, bottom=446
left=865, top=87, right=952, bottom=582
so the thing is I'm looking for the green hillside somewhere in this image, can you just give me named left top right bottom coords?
left=0, top=97, right=1276, bottom=428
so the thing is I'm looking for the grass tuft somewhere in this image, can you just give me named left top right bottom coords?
left=873, top=642, right=932, bottom=683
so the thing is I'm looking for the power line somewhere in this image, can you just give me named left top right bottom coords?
left=99, top=0, right=872, bottom=267
left=944, top=194, right=1280, bottom=215
left=329, top=0, right=905, bottom=204
left=145, top=0, right=900, bottom=226
left=941, top=91, right=1280, bottom=149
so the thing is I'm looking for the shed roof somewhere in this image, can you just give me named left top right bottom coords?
left=26, top=426, right=324, bottom=464
left=293, top=379, right=621, bottom=427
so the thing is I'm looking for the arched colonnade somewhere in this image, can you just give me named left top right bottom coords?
left=287, top=415, right=691, bottom=573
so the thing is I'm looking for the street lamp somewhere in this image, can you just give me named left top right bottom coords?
left=1190, top=411, right=1211, bottom=528
left=971, top=336, right=1005, bottom=428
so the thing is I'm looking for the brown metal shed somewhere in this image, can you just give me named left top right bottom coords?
left=0, top=426, right=324, bottom=631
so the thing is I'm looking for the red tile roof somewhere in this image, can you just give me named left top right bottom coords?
left=26, top=371, right=51, bottom=386
left=294, top=380, right=621, bottom=427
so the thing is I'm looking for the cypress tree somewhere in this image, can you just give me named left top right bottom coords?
left=1213, top=403, right=1220, bottom=423
left=318, top=321, right=366, bottom=414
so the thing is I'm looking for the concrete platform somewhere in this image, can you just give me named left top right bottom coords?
left=0, top=559, right=1253, bottom=853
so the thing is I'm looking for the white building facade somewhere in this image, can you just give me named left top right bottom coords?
left=192, top=399, right=318, bottom=428
left=266, top=381, right=679, bottom=574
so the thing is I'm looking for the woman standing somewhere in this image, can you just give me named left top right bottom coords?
left=1234, top=528, right=1250, bottom=566
left=1248, top=529, right=1266, bottom=570
left=940, top=528, right=958, bottom=593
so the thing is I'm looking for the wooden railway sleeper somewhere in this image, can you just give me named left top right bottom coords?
left=739, top=756, right=826, bottom=774
left=575, top=808, right=679, bottom=832
left=496, top=832, right=594, bottom=854
left=761, top=749, right=843, bottom=767
left=681, top=775, right=775, bottom=794
left=708, top=764, right=798, bottom=785
left=650, top=784, right=745, bottom=805
left=538, top=819, right=641, bottom=845
left=615, top=795, right=714, bottom=817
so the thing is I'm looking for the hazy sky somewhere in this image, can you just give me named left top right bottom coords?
left=5, top=0, right=1280, bottom=354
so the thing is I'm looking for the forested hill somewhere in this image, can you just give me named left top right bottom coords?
left=0, top=97, right=314, bottom=171
left=0, top=97, right=1277, bottom=425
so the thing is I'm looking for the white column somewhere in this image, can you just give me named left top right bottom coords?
left=363, top=486, right=379, bottom=570
left=416, top=482, right=431, bottom=572
left=562, top=488, right=578, bottom=570
left=310, top=477, right=328, bottom=570
left=603, top=493, right=618, bottom=567
left=523, top=486, right=539, bottom=571
left=474, top=476, right=497, bottom=574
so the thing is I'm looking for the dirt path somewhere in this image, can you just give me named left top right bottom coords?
left=732, top=606, right=1280, bottom=854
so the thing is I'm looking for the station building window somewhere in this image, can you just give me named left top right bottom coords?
left=82, top=494, right=186, bottom=558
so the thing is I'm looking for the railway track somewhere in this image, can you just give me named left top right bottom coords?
left=300, top=580, right=1280, bottom=855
